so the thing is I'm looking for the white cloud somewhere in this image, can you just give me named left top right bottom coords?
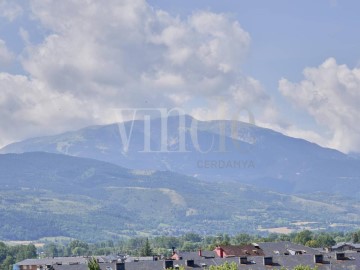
left=0, top=0, right=23, bottom=21
left=279, top=58, right=360, bottom=153
left=23, top=1, right=253, bottom=107
left=2, top=0, right=352, bottom=155
left=0, top=39, right=14, bottom=67
left=258, top=120, right=328, bottom=149
left=0, top=72, right=99, bottom=147
left=0, top=0, right=276, bottom=145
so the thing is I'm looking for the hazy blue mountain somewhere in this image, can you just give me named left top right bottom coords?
left=2, top=115, right=359, bottom=197
left=0, top=152, right=358, bottom=241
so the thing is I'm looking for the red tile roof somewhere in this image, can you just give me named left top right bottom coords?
left=215, top=244, right=265, bottom=257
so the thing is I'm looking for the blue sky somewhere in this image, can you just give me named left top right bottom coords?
left=0, top=0, right=359, bottom=153
left=149, top=0, right=360, bottom=127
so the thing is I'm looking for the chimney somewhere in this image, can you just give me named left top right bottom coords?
left=314, top=254, right=323, bottom=264
left=263, top=257, right=273, bottom=266
left=115, top=262, right=125, bottom=270
left=239, top=257, right=247, bottom=264
left=172, top=247, right=176, bottom=255
left=215, top=246, right=224, bottom=258
left=164, top=260, right=173, bottom=269
left=198, top=249, right=202, bottom=257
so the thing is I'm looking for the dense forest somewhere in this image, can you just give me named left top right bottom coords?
left=1, top=152, right=359, bottom=242
left=0, top=243, right=36, bottom=270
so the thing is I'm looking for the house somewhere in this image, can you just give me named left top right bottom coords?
left=171, top=249, right=215, bottom=260
left=329, top=242, right=360, bottom=252
left=15, top=250, right=360, bottom=270
left=14, top=257, right=89, bottom=270
left=214, top=244, right=265, bottom=257
left=15, top=255, right=162, bottom=270
left=46, top=253, right=360, bottom=270
left=123, top=256, right=158, bottom=263
left=256, top=241, right=320, bottom=256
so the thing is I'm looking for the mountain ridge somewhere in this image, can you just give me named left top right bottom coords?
left=1, top=115, right=358, bottom=197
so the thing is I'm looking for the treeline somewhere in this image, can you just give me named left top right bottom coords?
left=39, top=229, right=360, bottom=257
left=0, top=242, right=36, bottom=270
left=1, top=230, right=359, bottom=269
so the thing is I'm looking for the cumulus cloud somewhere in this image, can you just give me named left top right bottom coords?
left=0, top=0, right=277, bottom=146
left=0, top=0, right=23, bottom=21
left=279, top=58, right=360, bottom=153
left=24, top=0, right=254, bottom=108
left=0, top=72, right=100, bottom=147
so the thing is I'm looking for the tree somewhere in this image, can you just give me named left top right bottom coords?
left=24, top=244, right=37, bottom=259
left=278, top=234, right=291, bottom=241
left=214, top=234, right=230, bottom=246
left=293, top=265, right=318, bottom=270
left=44, top=243, right=58, bottom=257
left=316, top=234, right=335, bottom=247
left=209, top=262, right=237, bottom=270
left=72, top=247, right=87, bottom=256
left=0, top=242, right=7, bottom=262
left=87, top=257, right=100, bottom=270
left=2, top=255, right=15, bottom=270
left=126, top=237, right=147, bottom=252
left=69, top=240, right=89, bottom=256
left=182, top=233, right=202, bottom=242
left=294, top=230, right=313, bottom=245
left=69, top=240, right=89, bottom=251
left=352, top=232, right=359, bottom=243
left=181, top=241, right=200, bottom=251
left=140, top=238, right=152, bottom=256
left=305, top=240, right=319, bottom=248
left=231, top=233, right=251, bottom=245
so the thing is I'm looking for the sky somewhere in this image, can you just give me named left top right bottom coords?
left=0, top=0, right=360, bottom=153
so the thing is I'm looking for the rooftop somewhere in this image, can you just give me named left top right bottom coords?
left=47, top=253, right=360, bottom=270
left=216, top=244, right=265, bottom=257
left=332, top=242, right=360, bottom=249
left=257, top=241, right=320, bottom=256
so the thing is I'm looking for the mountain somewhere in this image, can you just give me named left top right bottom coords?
left=2, top=115, right=359, bottom=197
left=0, top=152, right=358, bottom=241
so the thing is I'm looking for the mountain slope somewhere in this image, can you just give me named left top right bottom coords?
left=2, top=115, right=359, bottom=197
left=0, top=152, right=358, bottom=241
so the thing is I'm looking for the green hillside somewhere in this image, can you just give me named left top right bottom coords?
left=0, top=152, right=358, bottom=241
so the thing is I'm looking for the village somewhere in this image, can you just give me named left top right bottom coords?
left=14, top=242, right=360, bottom=270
